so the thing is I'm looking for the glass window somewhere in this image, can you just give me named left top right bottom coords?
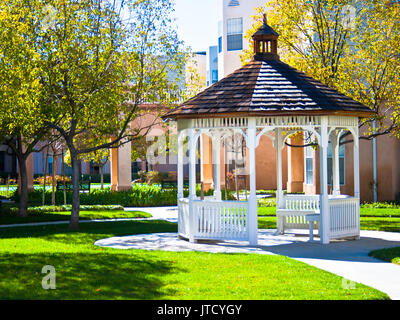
left=228, top=0, right=240, bottom=6
left=211, top=70, right=218, bottom=83
left=218, top=21, right=223, bottom=53
left=305, top=146, right=314, bottom=185
left=227, top=18, right=243, bottom=51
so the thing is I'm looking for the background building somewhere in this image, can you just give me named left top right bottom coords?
left=217, top=0, right=265, bottom=79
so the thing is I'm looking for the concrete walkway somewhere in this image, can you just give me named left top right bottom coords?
left=100, top=206, right=400, bottom=300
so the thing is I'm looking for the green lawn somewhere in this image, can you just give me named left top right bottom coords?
left=258, top=216, right=400, bottom=233
left=0, top=209, right=151, bottom=225
left=0, top=220, right=389, bottom=300
left=369, top=247, right=400, bottom=265
left=258, top=206, right=400, bottom=218
left=258, top=206, right=400, bottom=233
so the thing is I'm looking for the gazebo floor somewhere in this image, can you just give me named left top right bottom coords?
left=94, top=229, right=318, bottom=253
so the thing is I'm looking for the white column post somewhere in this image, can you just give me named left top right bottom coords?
left=330, top=130, right=341, bottom=196
left=247, top=118, right=258, bottom=246
left=212, top=135, right=222, bottom=200
left=177, top=130, right=184, bottom=199
left=352, top=126, right=360, bottom=238
left=353, top=128, right=360, bottom=199
left=274, top=128, right=285, bottom=235
left=275, top=128, right=284, bottom=210
left=320, top=117, right=330, bottom=244
left=188, top=129, right=197, bottom=243
left=188, top=129, right=197, bottom=200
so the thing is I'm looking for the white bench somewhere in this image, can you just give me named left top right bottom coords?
left=276, top=195, right=320, bottom=237
left=305, top=213, right=320, bottom=241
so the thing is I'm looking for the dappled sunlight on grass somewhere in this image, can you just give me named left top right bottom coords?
left=0, top=252, right=181, bottom=299
left=0, top=220, right=390, bottom=300
left=369, top=247, right=400, bottom=266
left=0, top=210, right=151, bottom=225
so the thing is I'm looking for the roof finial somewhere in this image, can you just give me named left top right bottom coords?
left=263, top=13, right=268, bottom=25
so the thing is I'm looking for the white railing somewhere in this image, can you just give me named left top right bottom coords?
left=178, top=198, right=249, bottom=241
left=283, top=194, right=320, bottom=211
left=278, top=194, right=360, bottom=240
left=178, top=198, right=190, bottom=238
left=278, top=195, right=320, bottom=231
left=329, top=197, right=359, bottom=239
left=192, top=200, right=249, bottom=241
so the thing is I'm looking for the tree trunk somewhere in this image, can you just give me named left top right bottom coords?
left=42, top=148, right=49, bottom=206
left=100, top=164, right=104, bottom=190
left=17, top=156, right=29, bottom=217
left=61, top=149, right=66, bottom=206
left=69, top=153, right=81, bottom=230
left=51, top=153, right=57, bottom=206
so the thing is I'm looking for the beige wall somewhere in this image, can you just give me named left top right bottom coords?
left=254, top=135, right=288, bottom=190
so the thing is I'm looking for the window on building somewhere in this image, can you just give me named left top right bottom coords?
left=227, top=18, right=243, bottom=51
left=305, top=145, right=314, bottom=185
left=211, top=70, right=218, bottom=83
left=228, top=0, right=240, bottom=6
left=218, top=21, right=223, bottom=53
left=48, top=156, right=53, bottom=174
left=327, top=138, right=345, bottom=185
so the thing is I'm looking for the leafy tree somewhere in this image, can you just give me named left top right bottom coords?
left=0, top=1, right=58, bottom=217
left=37, top=0, right=185, bottom=229
left=0, top=0, right=185, bottom=228
left=243, top=0, right=400, bottom=143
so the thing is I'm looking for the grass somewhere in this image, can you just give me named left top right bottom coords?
left=258, top=206, right=400, bottom=232
left=0, top=220, right=389, bottom=300
left=257, top=216, right=400, bottom=233
left=0, top=209, right=151, bottom=225
left=258, top=206, right=400, bottom=268
left=369, top=247, right=400, bottom=266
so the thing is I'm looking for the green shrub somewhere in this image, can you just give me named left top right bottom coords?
left=11, top=183, right=236, bottom=207
left=8, top=205, right=123, bottom=214
left=146, top=171, right=163, bottom=184
left=361, top=202, right=400, bottom=209
left=258, top=197, right=277, bottom=207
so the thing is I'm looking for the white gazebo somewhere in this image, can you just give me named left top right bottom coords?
left=163, top=18, right=374, bottom=245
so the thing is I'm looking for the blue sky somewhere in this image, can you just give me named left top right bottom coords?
left=173, top=0, right=219, bottom=52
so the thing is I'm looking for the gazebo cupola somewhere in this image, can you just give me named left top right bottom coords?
left=252, top=14, right=279, bottom=61
left=163, top=16, right=374, bottom=246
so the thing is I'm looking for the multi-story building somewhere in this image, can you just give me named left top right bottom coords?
left=217, top=0, right=265, bottom=79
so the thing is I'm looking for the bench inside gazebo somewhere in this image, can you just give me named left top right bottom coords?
left=162, top=16, right=374, bottom=245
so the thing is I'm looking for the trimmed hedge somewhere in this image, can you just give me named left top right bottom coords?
left=7, top=205, right=124, bottom=214
left=11, top=184, right=232, bottom=207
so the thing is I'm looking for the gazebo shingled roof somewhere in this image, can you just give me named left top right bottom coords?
left=163, top=18, right=373, bottom=120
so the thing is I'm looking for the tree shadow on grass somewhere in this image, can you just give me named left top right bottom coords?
left=0, top=220, right=178, bottom=242
left=0, top=211, right=150, bottom=225
left=0, top=251, right=182, bottom=299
